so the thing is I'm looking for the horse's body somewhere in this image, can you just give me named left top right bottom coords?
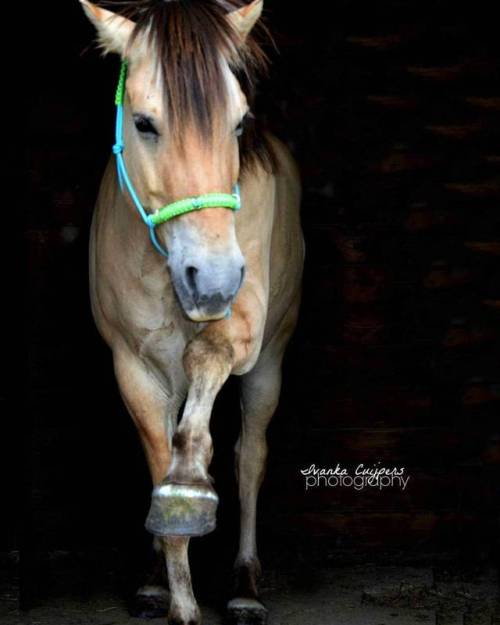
left=82, top=1, right=303, bottom=623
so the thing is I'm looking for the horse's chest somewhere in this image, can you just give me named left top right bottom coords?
left=114, top=285, right=190, bottom=375
left=138, top=323, right=185, bottom=363
left=119, top=317, right=188, bottom=396
left=126, top=301, right=187, bottom=363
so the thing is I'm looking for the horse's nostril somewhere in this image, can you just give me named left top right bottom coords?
left=183, top=261, right=244, bottom=310
left=185, top=266, right=198, bottom=295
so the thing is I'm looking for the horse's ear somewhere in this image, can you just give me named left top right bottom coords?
left=227, top=0, right=263, bottom=41
left=79, top=0, right=134, bottom=56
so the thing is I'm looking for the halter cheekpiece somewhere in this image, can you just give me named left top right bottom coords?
left=113, top=60, right=241, bottom=258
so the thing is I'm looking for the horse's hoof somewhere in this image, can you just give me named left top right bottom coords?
left=129, top=585, right=169, bottom=619
left=226, top=598, right=268, bottom=625
left=145, top=483, right=218, bottom=537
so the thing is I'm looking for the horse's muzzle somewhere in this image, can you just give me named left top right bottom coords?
left=174, top=255, right=245, bottom=321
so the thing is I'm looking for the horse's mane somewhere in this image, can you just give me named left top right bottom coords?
left=107, top=0, right=278, bottom=173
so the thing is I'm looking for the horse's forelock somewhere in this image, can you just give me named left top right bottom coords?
left=122, top=1, right=263, bottom=141
left=103, top=0, right=276, bottom=172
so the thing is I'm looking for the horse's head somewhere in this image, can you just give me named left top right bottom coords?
left=81, top=0, right=266, bottom=321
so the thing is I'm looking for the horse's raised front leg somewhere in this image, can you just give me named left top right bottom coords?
left=146, top=332, right=234, bottom=537
left=145, top=283, right=267, bottom=538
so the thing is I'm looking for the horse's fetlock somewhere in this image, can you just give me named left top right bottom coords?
left=168, top=604, right=201, bottom=625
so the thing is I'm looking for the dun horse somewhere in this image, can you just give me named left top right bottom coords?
left=80, top=0, right=304, bottom=623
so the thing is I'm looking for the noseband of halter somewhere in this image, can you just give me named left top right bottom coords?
left=112, top=61, right=241, bottom=258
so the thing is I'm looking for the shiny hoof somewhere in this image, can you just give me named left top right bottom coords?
left=145, top=482, right=218, bottom=537
left=226, top=598, right=268, bottom=625
left=129, top=586, right=169, bottom=619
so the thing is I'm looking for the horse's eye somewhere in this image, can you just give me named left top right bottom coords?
left=133, top=114, right=158, bottom=136
left=235, top=113, right=250, bottom=137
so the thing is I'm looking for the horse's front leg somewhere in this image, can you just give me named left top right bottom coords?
left=115, top=344, right=202, bottom=624
left=161, top=536, right=200, bottom=625
left=146, top=331, right=235, bottom=537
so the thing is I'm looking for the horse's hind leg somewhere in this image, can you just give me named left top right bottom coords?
left=227, top=344, right=285, bottom=625
left=131, top=537, right=169, bottom=618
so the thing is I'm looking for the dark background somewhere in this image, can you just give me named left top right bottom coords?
left=9, top=0, right=500, bottom=610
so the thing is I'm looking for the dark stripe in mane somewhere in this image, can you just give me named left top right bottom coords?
left=105, top=0, right=278, bottom=173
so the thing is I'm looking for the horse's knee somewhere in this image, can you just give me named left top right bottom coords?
left=183, top=334, right=234, bottom=383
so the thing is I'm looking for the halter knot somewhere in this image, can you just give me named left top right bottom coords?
left=112, top=143, right=124, bottom=155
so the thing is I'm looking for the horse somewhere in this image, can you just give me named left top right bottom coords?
left=80, top=1, right=304, bottom=623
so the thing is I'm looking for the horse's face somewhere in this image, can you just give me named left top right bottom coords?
left=125, top=57, right=247, bottom=322
left=81, top=0, right=264, bottom=322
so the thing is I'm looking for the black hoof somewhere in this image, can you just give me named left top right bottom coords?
left=145, top=483, right=218, bottom=537
left=129, top=586, right=169, bottom=619
left=226, top=598, right=268, bottom=625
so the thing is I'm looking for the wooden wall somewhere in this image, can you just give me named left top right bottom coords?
left=261, top=0, right=500, bottom=556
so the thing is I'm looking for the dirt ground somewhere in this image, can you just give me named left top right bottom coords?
left=1, top=561, right=499, bottom=625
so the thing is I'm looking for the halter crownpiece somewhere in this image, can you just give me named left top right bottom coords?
left=113, top=60, right=241, bottom=258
